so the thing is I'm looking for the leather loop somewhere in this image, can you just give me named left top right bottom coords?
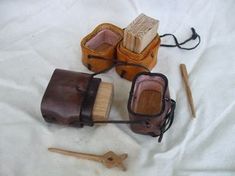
left=80, top=77, right=101, bottom=126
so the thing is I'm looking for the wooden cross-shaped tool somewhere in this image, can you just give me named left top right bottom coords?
left=48, top=147, right=128, bottom=171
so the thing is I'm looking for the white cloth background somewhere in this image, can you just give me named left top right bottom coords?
left=0, top=0, right=235, bottom=175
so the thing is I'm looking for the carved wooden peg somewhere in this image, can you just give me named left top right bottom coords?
left=48, top=147, right=128, bottom=171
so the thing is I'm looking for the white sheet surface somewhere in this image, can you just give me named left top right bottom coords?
left=0, top=0, right=235, bottom=175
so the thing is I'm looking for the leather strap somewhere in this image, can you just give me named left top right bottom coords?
left=157, top=99, right=176, bottom=142
left=80, top=77, right=101, bottom=126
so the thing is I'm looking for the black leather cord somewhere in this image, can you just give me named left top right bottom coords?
left=92, top=99, right=176, bottom=129
left=158, top=99, right=176, bottom=142
left=88, top=55, right=150, bottom=77
left=92, top=119, right=148, bottom=124
left=160, top=28, right=201, bottom=50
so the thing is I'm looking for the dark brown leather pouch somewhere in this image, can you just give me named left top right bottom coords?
left=127, top=72, right=176, bottom=142
left=41, top=69, right=101, bottom=127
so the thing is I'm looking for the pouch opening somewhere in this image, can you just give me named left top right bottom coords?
left=85, top=29, right=122, bottom=51
left=131, top=74, right=166, bottom=115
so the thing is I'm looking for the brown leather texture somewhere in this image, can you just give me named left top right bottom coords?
left=127, top=72, right=172, bottom=136
left=41, top=69, right=101, bottom=127
left=116, top=35, right=161, bottom=81
left=81, top=23, right=123, bottom=72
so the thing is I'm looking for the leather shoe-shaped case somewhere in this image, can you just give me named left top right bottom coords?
left=116, top=36, right=161, bottom=81
left=41, top=69, right=101, bottom=127
left=81, top=23, right=123, bottom=72
left=128, top=72, right=175, bottom=142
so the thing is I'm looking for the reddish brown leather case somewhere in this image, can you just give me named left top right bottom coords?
left=127, top=72, right=175, bottom=141
left=41, top=69, right=101, bottom=127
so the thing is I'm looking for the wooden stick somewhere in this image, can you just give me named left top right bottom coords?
left=48, top=147, right=128, bottom=171
left=48, top=148, right=102, bottom=162
left=180, top=64, right=196, bottom=118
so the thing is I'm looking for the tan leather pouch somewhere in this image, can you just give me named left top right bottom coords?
left=81, top=23, right=161, bottom=81
left=81, top=23, right=123, bottom=72
left=116, top=35, right=161, bottom=81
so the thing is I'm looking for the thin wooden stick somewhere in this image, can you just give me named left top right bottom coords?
left=180, top=64, right=196, bottom=118
left=48, top=148, right=102, bottom=162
